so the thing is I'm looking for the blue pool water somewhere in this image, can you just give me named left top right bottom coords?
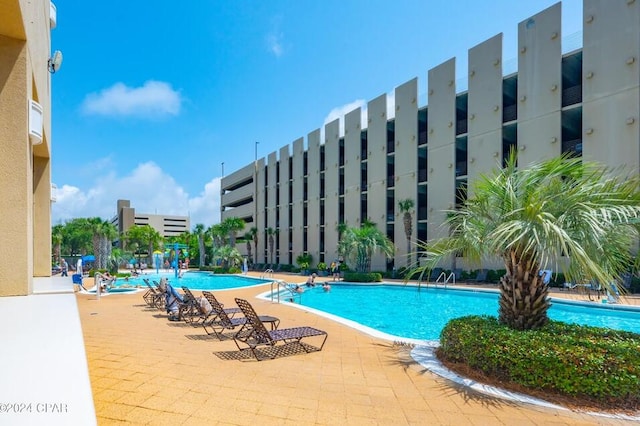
left=291, top=284, right=640, bottom=341
left=114, top=272, right=270, bottom=291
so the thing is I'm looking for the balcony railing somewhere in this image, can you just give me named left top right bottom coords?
left=503, top=104, right=517, bottom=122
left=418, top=130, right=428, bottom=145
left=562, top=84, right=582, bottom=107
left=456, top=119, right=467, bottom=135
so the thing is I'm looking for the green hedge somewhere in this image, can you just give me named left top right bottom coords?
left=342, top=272, right=382, bottom=282
left=199, top=266, right=241, bottom=274
left=439, top=316, right=640, bottom=407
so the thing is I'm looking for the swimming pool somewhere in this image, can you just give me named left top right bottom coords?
left=114, top=272, right=271, bottom=291
left=278, top=284, right=640, bottom=341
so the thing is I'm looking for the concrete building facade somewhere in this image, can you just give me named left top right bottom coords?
left=221, top=0, right=639, bottom=271
left=111, top=199, right=190, bottom=247
left=0, top=0, right=57, bottom=296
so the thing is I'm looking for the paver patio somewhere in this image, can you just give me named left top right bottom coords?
left=77, top=273, right=639, bottom=425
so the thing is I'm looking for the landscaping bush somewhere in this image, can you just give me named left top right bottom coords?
left=486, top=269, right=506, bottom=284
left=279, top=264, right=294, bottom=272
left=342, top=272, right=382, bottom=282
left=439, top=316, right=640, bottom=408
left=198, top=265, right=241, bottom=274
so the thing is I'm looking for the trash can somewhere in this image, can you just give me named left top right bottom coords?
left=72, top=274, right=83, bottom=285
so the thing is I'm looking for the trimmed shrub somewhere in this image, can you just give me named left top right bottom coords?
left=439, top=316, right=640, bottom=407
left=342, top=272, right=382, bottom=282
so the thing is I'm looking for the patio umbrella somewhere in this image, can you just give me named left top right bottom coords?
left=82, top=255, right=95, bottom=262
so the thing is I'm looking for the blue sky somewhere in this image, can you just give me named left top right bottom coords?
left=51, top=0, right=582, bottom=228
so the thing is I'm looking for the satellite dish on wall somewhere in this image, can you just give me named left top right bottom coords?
left=48, top=50, right=63, bottom=73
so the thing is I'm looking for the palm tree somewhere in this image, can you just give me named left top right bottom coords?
left=411, top=153, right=640, bottom=331
left=222, top=217, right=246, bottom=247
left=123, top=225, right=162, bottom=267
left=209, top=223, right=227, bottom=250
left=248, top=227, right=258, bottom=264
left=398, top=198, right=415, bottom=267
left=213, top=245, right=243, bottom=269
left=337, top=223, right=395, bottom=273
left=266, top=227, right=276, bottom=266
left=244, top=234, right=252, bottom=263
left=193, top=223, right=206, bottom=267
left=99, top=221, right=118, bottom=270
left=52, top=224, right=63, bottom=265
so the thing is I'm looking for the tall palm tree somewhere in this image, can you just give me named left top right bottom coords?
left=209, top=223, right=227, bottom=249
left=266, top=227, right=276, bottom=266
left=193, top=223, right=206, bottom=267
left=244, top=234, right=252, bottom=263
left=99, top=221, right=118, bottom=270
left=223, top=217, right=246, bottom=247
left=337, top=223, right=395, bottom=273
left=398, top=198, right=415, bottom=267
left=248, top=226, right=258, bottom=264
left=411, top=153, right=640, bottom=331
left=52, top=224, right=64, bottom=265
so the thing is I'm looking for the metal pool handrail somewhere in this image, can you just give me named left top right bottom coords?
left=270, top=280, right=302, bottom=304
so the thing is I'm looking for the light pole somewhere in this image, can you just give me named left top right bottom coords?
left=255, top=141, right=259, bottom=162
left=221, top=162, right=224, bottom=177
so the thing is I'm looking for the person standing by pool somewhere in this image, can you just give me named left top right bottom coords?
left=61, top=259, right=68, bottom=277
left=331, top=262, right=340, bottom=281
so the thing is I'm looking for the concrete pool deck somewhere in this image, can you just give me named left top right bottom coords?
left=76, top=272, right=638, bottom=425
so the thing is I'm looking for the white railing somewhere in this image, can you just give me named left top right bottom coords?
left=261, top=269, right=274, bottom=278
left=435, top=271, right=456, bottom=287
left=270, top=280, right=302, bottom=304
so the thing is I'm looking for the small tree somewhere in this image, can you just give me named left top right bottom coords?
left=337, top=223, right=395, bottom=272
left=410, top=153, right=640, bottom=331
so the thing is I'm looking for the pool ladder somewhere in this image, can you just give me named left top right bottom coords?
left=262, top=269, right=274, bottom=278
left=420, top=272, right=455, bottom=289
left=270, top=280, right=302, bottom=304
left=435, top=271, right=456, bottom=287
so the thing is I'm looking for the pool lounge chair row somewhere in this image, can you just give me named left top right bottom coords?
left=140, top=283, right=327, bottom=361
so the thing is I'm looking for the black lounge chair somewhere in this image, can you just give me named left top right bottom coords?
left=179, top=286, right=206, bottom=323
left=233, top=298, right=327, bottom=361
left=200, top=291, right=253, bottom=339
left=466, top=269, right=488, bottom=284
left=428, top=267, right=443, bottom=282
left=143, top=279, right=164, bottom=309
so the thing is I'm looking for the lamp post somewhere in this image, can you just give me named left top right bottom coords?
left=221, top=162, right=224, bottom=177
left=255, top=141, right=259, bottom=162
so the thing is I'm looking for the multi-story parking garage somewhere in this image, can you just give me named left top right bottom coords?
left=221, top=1, right=639, bottom=272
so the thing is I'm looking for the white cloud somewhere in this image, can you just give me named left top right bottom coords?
left=267, top=32, right=284, bottom=57
left=81, top=80, right=182, bottom=118
left=322, top=90, right=396, bottom=138
left=266, top=16, right=286, bottom=57
left=323, top=99, right=367, bottom=137
left=52, top=161, right=220, bottom=229
left=188, top=177, right=221, bottom=227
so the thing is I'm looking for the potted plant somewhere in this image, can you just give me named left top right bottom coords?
left=296, top=253, right=313, bottom=275
left=316, top=262, right=327, bottom=276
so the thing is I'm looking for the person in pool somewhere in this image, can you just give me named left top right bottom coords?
left=322, top=282, right=331, bottom=292
left=305, top=273, right=317, bottom=287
